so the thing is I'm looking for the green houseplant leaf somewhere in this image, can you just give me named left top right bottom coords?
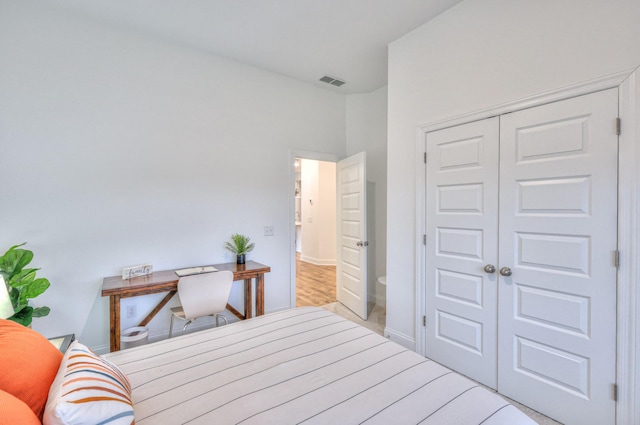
left=10, top=306, right=34, bottom=327
left=0, top=243, right=33, bottom=278
left=224, top=233, right=255, bottom=255
left=0, top=243, right=51, bottom=327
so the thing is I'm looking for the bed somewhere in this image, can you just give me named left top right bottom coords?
left=101, top=306, right=536, bottom=424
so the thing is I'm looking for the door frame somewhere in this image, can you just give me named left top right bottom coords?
left=288, top=149, right=340, bottom=309
left=415, top=67, right=640, bottom=425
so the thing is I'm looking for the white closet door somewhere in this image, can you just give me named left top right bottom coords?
left=425, top=117, right=499, bottom=388
left=497, top=88, right=618, bottom=425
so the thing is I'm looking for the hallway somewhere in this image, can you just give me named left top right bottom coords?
left=295, top=253, right=336, bottom=307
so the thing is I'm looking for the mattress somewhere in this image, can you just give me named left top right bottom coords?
left=105, top=306, right=536, bottom=424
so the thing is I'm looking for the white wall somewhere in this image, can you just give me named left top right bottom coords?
left=317, top=161, right=337, bottom=262
left=0, top=0, right=346, bottom=352
left=300, top=159, right=336, bottom=265
left=346, top=86, right=388, bottom=304
left=386, top=0, right=640, bottom=347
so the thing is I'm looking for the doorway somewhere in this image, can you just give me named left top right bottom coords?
left=294, top=157, right=337, bottom=307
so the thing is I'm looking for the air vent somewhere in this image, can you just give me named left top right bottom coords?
left=319, top=75, right=346, bottom=87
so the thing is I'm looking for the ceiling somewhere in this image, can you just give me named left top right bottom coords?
left=46, top=0, right=463, bottom=94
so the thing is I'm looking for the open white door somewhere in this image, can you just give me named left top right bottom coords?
left=336, top=152, right=367, bottom=320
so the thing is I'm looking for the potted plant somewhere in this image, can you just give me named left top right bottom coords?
left=224, top=234, right=255, bottom=264
left=0, top=243, right=51, bottom=326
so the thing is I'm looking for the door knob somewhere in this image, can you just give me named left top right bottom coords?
left=484, top=264, right=496, bottom=274
left=499, top=267, right=512, bottom=277
left=356, top=241, right=363, bottom=247
left=356, top=241, right=368, bottom=247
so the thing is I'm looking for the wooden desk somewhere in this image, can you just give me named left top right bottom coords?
left=102, top=261, right=270, bottom=352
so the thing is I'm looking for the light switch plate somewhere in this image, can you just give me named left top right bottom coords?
left=264, top=225, right=274, bottom=236
left=122, top=264, right=153, bottom=280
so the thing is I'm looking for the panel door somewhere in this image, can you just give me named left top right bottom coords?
left=336, top=151, right=368, bottom=320
left=425, top=117, right=500, bottom=388
left=497, top=88, right=618, bottom=425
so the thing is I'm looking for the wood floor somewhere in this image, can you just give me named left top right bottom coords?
left=295, top=253, right=336, bottom=307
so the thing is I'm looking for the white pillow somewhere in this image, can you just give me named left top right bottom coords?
left=43, top=340, right=134, bottom=425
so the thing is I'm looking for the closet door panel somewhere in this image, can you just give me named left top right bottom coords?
left=498, top=88, right=618, bottom=425
left=425, top=117, right=499, bottom=389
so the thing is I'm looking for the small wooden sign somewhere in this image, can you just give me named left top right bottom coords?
left=122, top=264, right=153, bottom=280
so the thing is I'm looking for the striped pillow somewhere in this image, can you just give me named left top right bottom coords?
left=43, top=340, right=134, bottom=425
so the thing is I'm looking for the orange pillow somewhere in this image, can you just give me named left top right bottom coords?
left=0, top=319, right=63, bottom=421
left=0, top=390, right=41, bottom=425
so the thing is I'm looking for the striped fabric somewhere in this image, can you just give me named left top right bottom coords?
left=105, top=307, right=536, bottom=425
left=43, top=340, right=134, bottom=425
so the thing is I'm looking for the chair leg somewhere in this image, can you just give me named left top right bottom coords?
left=182, top=319, right=193, bottom=335
left=169, top=314, right=175, bottom=338
left=216, top=314, right=228, bottom=327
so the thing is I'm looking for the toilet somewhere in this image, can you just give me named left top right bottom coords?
left=376, top=276, right=387, bottom=315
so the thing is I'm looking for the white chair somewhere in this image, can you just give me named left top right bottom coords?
left=169, top=270, right=234, bottom=338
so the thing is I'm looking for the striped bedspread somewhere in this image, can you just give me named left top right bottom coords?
left=105, top=307, right=535, bottom=424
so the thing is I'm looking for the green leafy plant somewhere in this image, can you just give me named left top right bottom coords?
left=0, top=243, right=51, bottom=326
left=224, top=233, right=255, bottom=255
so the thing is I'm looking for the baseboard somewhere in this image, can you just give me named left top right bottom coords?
left=94, top=306, right=304, bottom=355
left=93, top=344, right=111, bottom=355
left=368, top=292, right=386, bottom=306
left=299, top=255, right=336, bottom=266
left=94, top=313, right=244, bottom=355
left=384, top=327, right=415, bottom=351
left=265, top=305, right=292, bottom=314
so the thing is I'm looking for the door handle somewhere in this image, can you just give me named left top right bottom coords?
left=356, top=241, right=369, bottom=247
left=499, top=267, right=512, bottom=277
left=484, top=264, right=496, bottom=274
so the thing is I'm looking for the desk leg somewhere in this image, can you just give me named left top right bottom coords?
left=139, top=291, right=176, bottom=327
left=244, top=279, right=253, bottom=319
left=110, top=295, right=121, bottom=352
left=256, top=273, right=264, bottom=316
left=226, top=303, right=244, bottom=320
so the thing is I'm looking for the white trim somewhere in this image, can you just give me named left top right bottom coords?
left=415, top=68, right=639, bottom=425
left=368, top=291, right=386, bottom=306
left=298, top=255, right=336, bottom=266
left=384, top=327, right=415, bottom=351
left=369, top=279, right=387, bottom=306
left=414, top=129, right=427, bottom=356
left=367, top=279, right=387, bottom=308
left=96, top=305, right=293, bottom=355
left=288, top=149, right=340, bottom=309
left=617, top=69, right=640, bottom=425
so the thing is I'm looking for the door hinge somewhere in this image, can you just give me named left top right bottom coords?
left=422, top=315, right=426, bottom=327
left=613, top=383, right=618, bottom=401
left=614, top=250, right=620, bottom=268
left=423, top=234, right=426, bottom=245
left=616, top=118, right=621, bottom=135
left=424, top=152, right=427, bottom=164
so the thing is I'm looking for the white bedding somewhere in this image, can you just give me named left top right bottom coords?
left=105, top=307, right=536, bottom=424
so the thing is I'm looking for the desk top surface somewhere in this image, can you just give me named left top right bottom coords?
left=102, top=261, right=270, bottom=296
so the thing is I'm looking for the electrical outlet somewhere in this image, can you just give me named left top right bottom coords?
left=264, top=225, right=274, bottom=236
left=126, top=305, right=137, bottom=319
